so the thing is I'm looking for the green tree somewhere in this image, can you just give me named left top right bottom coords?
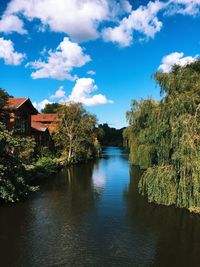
left=0, top=122, right=36, bottom=202
left=0, top=88, right=9, bottom=109
left=55, top=103, right=99, bottom=163
left=125, top=61, right=200, bottom=213
left=98, top=123, right=125, bottom=146
left=0, top=88, right=11, bottom=124
left=0, top=88, right=36, bottom=203
left=41, top=103, right=62, bottom=114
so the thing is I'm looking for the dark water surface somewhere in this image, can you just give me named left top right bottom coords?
left=1, top=147, right=200, bottom=267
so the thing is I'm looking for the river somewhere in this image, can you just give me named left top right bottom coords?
left=1, top=147, right=200, bottom=267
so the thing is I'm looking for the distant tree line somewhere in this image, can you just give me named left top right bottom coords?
left=97, top=123, right=125, bottom=147
left=125, top=61, right=200, bottom=213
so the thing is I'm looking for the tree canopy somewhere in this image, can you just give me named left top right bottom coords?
left=125, top=61, right=200, bottom=213
left=54, top=103, right=100, bottom=163
left=0, top=88, right=9, bottom=109
left=41, top=103, right=62, bottom=114
left=97, top=123, right=125, bottom=147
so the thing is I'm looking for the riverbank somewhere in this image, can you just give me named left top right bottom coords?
left=0, top=149, right=103, bottom=205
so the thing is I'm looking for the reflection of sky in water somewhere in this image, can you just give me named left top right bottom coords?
left=92, top=169, right=106, bottom=193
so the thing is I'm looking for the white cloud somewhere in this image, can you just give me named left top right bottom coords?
left=167, top=0, right=200, bottom=15
left=87, top=70, right=96, bottom=75
left=2, top=0, right=200, bottom=47
left=102, top=24, right=132, bottom=47
left=102, top=1, right=164, bottom=47
left=34, top=78, right=112, bottom=109
left=4, top=0, right=131, bottom=42
left=0, top=37, right=26, bottom=65
left=158, top=52, right=198, bottom=72
left=67, top=78, right=113, bottom=106
left=0, top=14, right=27, bottom=34
left=50, top=86, right=66, bottom=99
left=26, top=37, right=91, bottom=80
left=33, top=99, right=52, bottom=111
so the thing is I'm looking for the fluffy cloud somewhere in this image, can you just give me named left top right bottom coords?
left=4, top=0, right=131, bottom=42
left=158, top=52, right=198, bottom=72
left=0, top=37, right=26, bottom=65
left=33, top=99, right=52, bottom=111
left=2, top=0, right=200, bottom=47
left=34, top=78, right=113, bottom=109
left=26, top=37, right=91, bottom=80
left=67, top=78, right=113, bottom=106
left=50, top=86, right=66, bottom=99
left=102, top=1, right=164, bottom=47
left=0, top=14, right=27, bottom=34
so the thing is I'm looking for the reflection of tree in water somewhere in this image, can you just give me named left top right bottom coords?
left=62, top=160, right=103, bottom=217
left=124, top=166, right=200, bottom=267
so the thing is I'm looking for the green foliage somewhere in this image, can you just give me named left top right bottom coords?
left=31, top=157, right=60, bottom=179
left=0, top=123, right=36, bottom=203
left=125, top=60, right=200, bottom=212
left=41, top=103, right=62, bottom=114
left=97, top=123, right=125, bottom=146
left=0, top=88, right=10, bottom=109
left=0, top=88, right=11, bottom=124
left=54, top=103, right=99, bottom=164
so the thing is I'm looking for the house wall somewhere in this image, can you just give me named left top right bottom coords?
left=7, top=101, right=36, bottom=136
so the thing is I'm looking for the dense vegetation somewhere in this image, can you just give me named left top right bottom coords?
left=41, top=103, right=62, bottom=114
left=125, top=61, right=200, bottom=213
left=55, top=103, right=100, bottom=164
left=0, top=90, right=100, bottom=203
left=97, top=123, right=125, bottom=146
left=0, top=89, right=37, bottom=202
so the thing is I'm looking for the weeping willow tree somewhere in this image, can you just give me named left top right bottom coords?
left=125, top=61, right=200, bottom=213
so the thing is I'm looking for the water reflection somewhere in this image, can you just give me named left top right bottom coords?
left=92, top=164, right=106, bottom=194
left=1, top=148, right=200, bottom=267
left=125, top=166, right=200, bottom=267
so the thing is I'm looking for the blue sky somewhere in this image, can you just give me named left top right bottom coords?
left=0, top=0, right=200, bottom=128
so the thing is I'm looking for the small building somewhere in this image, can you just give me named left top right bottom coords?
left=31, top=114, right=60, bottom=134
left=2, top=98, right=54, bottom=151
left=3, top=98, right=38, bottom=136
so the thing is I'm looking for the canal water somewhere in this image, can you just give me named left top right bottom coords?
left=1, top=147, right=200, bottom=267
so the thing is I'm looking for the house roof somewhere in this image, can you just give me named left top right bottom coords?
left=31, top=121, right=48, bottom=132
left=31, top=114, right=60, bottom=122
left=4, top=98, right=38, bottom=114
left=4, top=98, right=28, bottom=109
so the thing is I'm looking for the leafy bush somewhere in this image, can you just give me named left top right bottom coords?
left=31, top=157, right=60, bottom=179
left=0, top=123, right=37, bottom=203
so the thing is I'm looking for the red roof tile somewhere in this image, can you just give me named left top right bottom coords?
left=31, top=114, right=60, bottom=122
left=4, top=98, right=28, bottom=109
